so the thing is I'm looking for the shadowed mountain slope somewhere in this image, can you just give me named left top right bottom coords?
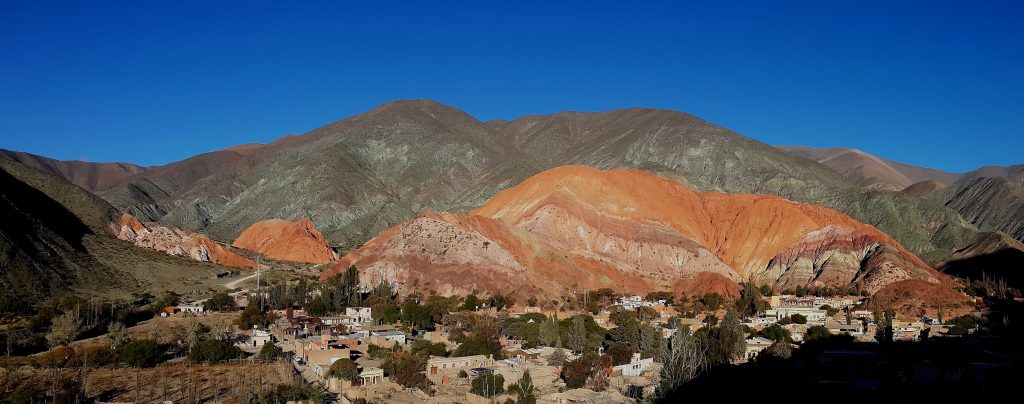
left=0, top=159, right=248, bottom=305
left=0, top=148, right=149, bottom=193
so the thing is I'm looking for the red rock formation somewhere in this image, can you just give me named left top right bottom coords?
left=322, top=166, right=955, bottom=301
left=866, top=279, right=973, bottom=320
left=110, top=214, right=256, bottom=269
left=233, top=219, right=335, bottom=264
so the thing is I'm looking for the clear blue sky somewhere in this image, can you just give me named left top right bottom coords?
left=1, top=1, right=1021, bottom=172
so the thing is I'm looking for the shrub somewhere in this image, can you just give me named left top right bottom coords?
left=119, top=339, right=164, bottom=367
left=790, top=313, right=807, bottom=324
left=188, top=339, right=244, bottom=363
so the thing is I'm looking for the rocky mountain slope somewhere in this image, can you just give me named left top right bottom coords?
left=322, top=166, right=951, bottom=301
left=777, top=145, right=960, bottom=190
left=0, top=148, right=148, bottom=193
left=86, top=100, right=974, bottom=265
left=0, top=159, right=236, bottom=305
left=780, top=145, right=1023, bottom=245
left=232, top=219, right=336, bottom=264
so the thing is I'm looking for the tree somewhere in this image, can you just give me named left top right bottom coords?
left=735, top=283, right=769, bottom=317
left=487, top=294, right=514, bottom=311
left=656, top=328, right=706, bottom=400
left=470, top=373, right=505, bottom=398
left=259, top=342, right=284, bottom=360
left=700, top=293, right=723, bottom=311
left=463, top=294, right=481, bottom=311
left=204, top=293, right=237, bottom=312
left=508, top=370, right=536, bottom=404
left=178, top=318, right=210, bottom=351
left=789, top=313, right=807, bottom=324
left=606, top=342, right=634, bottom=366
left=759, top=323, right=791, bottom=342
left=805, top=325, right=832, bottom=341
left=548, top=347, right=567, bottom=367
left=383, top=351, right=426, bottom=388
left=412, top=339, right=447, bottom=357
left=566, top=317, right=587, bottom=353
left=305, top=296, right=330, bottom=316
left=757, top=340, right=792, bottom=362
left=118, top=339, right=163, bottom=367
left=237, top=305, right=268, bottom=330
left=107, top=321, right=129, bottom=350
left=329, top=358, right=360, bottom=381
left=645, top=291, right=675, bottom=305
left=875, top=309, right=894, bottom=343
left=188, top=339, right=243, bottom=363
left=46, top=311, right=81, bottom=347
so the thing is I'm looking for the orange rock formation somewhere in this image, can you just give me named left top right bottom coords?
left=322, top=166, right=953, bottom=301
left=111, top=214, right=256, bottom=269
left=233, top=219, right=335, bottom=264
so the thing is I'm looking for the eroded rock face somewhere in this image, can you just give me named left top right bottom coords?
left=111, top=214, right=256, bottom=269
left=232, top=219, right=335, bottom=264
left=323, top=166, right=949, bottom=300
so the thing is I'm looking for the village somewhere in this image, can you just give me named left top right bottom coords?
left=152, top=279, right=980, bottom=404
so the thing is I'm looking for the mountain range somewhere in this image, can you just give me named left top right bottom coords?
left=2, top=99, right=1021, bottom=305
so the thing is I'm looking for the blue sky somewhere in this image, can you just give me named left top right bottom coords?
left=1, top=1, right=1021, bottom=172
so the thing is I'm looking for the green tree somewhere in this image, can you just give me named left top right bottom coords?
left=463, top=294, right=481, bottom=311
left=329, top=358, right=360, bottom=381
left=204, top=293, right=237, bottom=312
left=805, top=325, right=832, bottom=341
left=700, top=293, right=723, bottom=311
left=188, top=339, right=244, bottom=363
left=259, top=342, right=284, bottom=360
left=509, top=370, right=536, bottom=404
left=470, top=373, right=505, bottom=398
left=758, top=324, right=791, bottom=342
left=548, top=347, right=568, bottom=367
left=237, top=305, right=268, bottom=330
left=119, top=339, right=164, bottom=367
left=789, top=313, right=807, bottom=324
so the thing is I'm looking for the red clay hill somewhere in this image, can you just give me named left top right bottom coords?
left=322, top=166, right=963, bottom=306
left=233, top=218, right=335, bottom=264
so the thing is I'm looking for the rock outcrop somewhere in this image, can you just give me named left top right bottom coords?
left=111, top=214, right=256, bottom=269
left=233, top=219, right=335, bottom=264
left=322, top=166, right=951, bottom=301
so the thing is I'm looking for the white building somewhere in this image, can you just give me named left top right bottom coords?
left=345, top=307, right=373, bottom=323
left=765, top=307, right=827, bottom=322
left=370, top=330, right=406, bottom=345
left=615, top=296, right=667, bottom=310
left=743, top=337, right=774, bottom=361
left=612, top=353, right=654, bottom=377
left=250, top=329, right=272, bottom=348
left=177, top=304, right=204, bottom=314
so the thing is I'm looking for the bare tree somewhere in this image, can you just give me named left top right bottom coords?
left=656, top=329, right=707, bottom=399
left=47, top=311, right=82, bottom=347
left=107, top=321, right=129, bottom=350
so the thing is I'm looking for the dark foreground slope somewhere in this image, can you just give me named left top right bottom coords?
left=0, top=159, right=237, bottom=307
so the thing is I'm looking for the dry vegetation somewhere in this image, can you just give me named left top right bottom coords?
left=0, top=360, right=296, bottom=403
